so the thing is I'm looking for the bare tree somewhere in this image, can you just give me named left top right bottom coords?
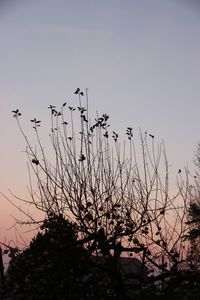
left=7, top=90, right=191, bottom=298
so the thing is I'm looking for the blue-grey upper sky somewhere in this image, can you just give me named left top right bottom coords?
left=1, top=0, right=200, bottom=231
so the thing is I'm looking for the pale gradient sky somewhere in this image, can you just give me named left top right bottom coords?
left=1, top=0, right=200, bottom=242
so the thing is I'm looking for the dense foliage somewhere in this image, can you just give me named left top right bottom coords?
left=5, top=214, right=100, bottom=299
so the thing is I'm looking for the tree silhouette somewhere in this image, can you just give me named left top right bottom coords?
left=5, top=213, right=114, bottom=299
left=6, top=90, right=195, bottom=299
left=185, top=143, right=200, bottom=270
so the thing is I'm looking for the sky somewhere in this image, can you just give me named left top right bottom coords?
left=1, top=0, right=200, bottom=244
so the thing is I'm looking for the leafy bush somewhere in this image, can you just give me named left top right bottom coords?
left=5, top=214, right=101, bottom=299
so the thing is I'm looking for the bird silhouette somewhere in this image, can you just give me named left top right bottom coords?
left=149, top=134, right=154, bottom=139
left=62, top=102, right=67, bottom=107
left=80, top=91, right=84, bottom=96
left=74, top=88, right=80, bottom=94
left=178, top=169, right=181, bottom=174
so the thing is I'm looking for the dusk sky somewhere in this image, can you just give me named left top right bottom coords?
left=1, top=0, right=200, bottom=242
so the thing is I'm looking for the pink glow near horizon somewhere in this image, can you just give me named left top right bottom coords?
left=1, top=1, right=200, bottom=253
